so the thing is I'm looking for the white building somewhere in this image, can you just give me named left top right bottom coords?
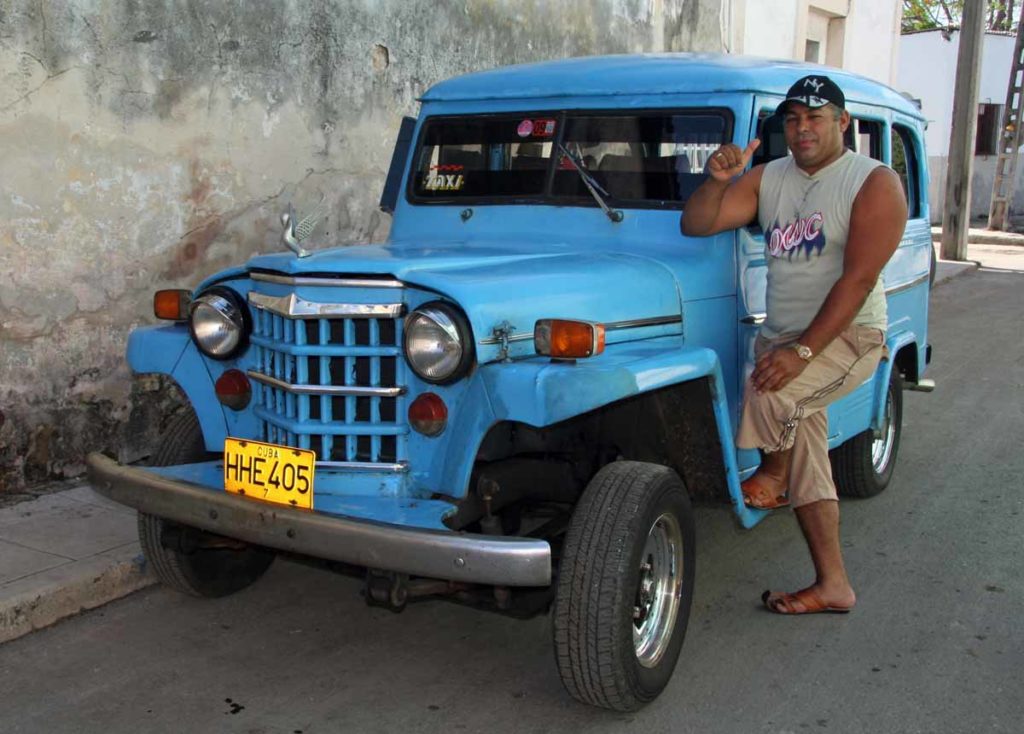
left=898, top=29, right=1021, bottom=223
left=727, top=0, right=904, bottom=84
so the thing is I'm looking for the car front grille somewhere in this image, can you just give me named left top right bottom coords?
left=246, top=284, right=407, bottom=469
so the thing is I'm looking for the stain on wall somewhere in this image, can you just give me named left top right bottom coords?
left=0, top=0, right=722, bottom=491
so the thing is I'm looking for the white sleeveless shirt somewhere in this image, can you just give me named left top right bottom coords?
left=757, top=150, right=887, bottom=339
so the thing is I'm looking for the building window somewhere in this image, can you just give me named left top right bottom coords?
left=976, top=103, right=1002, bottom=156
left=805, top=40, right=821, bottom=62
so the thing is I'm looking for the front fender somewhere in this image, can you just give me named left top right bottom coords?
left=127, top=324, right=227, bottom=452
left=480, top=338, right=768, bottom=529
left=480, top=338, right=719, bottom=426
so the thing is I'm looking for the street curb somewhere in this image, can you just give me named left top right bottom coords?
left=0, top=544, right=155, bottom=645
left=933, top=260, right=980, bottom=288
left=931, top=229, right=1024, bottom=247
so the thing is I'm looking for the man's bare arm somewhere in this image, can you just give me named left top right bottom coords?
left=680, top=139, right=764, bottom=236
left=750, top=167, right=908, bottom=393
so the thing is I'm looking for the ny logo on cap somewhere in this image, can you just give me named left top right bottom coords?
left=803, top=77, right=824, bottom=93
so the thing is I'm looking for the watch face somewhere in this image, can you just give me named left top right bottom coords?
left=795, top=344, right=812, bottom=360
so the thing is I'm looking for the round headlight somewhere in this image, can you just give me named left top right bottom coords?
left=189, top=287, right=249, bottom=360
left=404, top=303, right=473, bottom=384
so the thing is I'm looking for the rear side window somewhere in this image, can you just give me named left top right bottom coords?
left=891, top=124, right=922, bottom=219
left=847, top=118, right=883, bottom=160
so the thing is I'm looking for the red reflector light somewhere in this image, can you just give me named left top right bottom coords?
left=408, top=393, right=448, bottom=437
left=215, top=369, right=252, bottom=411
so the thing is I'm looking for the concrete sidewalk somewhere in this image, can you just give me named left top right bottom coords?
left=0, top=484, right=153, bottom=644
left=0, top=250, right=984, bottom=646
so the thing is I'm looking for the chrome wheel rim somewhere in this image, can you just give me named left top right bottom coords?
left=872, top=388, right=896, bottom=474
left=632, top=512, right=684, bottom=668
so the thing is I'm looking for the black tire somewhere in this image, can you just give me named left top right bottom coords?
left=831, top=370, right=903, bottom=498
left=553, top=461, right=695, bottom=712
left=139, top=410, right=274, bottom=598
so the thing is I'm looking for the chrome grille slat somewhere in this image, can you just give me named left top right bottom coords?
left=247, top=370, right=404, bottom=397
left=249, top=291, right=404, bottom=319
left=250, top=336, right=401, bottom=358
left=250, top=284, right=407, bottom=471
left=254, top=407, right=405, bottom=436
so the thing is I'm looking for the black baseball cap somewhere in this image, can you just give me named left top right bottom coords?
left=775, top=75, right=845, bottom=115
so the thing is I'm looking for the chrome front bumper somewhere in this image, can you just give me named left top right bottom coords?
left=86, top=453, right=551, bottom=586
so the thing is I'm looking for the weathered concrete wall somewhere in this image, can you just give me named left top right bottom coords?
left=0, top=0, right=723, bottom=491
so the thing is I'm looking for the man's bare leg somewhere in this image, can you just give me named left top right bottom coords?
left=767, top=499, right=857, bottom=612
left=757, top=448, right=792, bottom=489
left=741, top=448, right=793, bottom=506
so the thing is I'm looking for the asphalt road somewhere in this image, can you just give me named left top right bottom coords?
left=2, top=260, right=1021, bottom=734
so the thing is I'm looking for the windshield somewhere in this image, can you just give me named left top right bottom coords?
left=409, top=110, right=730, bottom=207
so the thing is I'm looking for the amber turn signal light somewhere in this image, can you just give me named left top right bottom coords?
left=154, top=289, right=191, bottom=321
left=534, top=319, right=606, bottom=359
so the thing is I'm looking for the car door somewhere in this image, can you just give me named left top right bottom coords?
left=735, top=95, right=786, bottom=475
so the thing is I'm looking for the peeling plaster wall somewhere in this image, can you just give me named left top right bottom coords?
left=0, top=0, right=723, bottom=491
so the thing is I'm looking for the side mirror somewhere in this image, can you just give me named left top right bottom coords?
left=379, top=116, right=417, bottom=214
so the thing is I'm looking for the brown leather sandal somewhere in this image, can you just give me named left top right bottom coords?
left=761, top=588, right=854, bottom=615
left=741, top=474, right=789, bottom=509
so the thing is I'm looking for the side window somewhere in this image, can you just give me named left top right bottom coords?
left=753, top=110, right=789, bottom=166
left=846, top=118, right=883, bottom=160
left=891, top=124, right=922, bottom=219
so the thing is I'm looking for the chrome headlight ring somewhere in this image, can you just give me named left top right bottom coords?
left=188, top=286, right=250, bottom=360
left=403, top=302, right=474, bottom=384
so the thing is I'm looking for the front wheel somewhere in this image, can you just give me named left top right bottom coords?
left=553, top=461, right=695, bottom=711
left=831, top=369, right=904, bottom=498
left=140, top=409, right=274, bottom=598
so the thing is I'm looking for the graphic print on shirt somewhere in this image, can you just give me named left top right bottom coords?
left=766, top=212, right=825, bottom=259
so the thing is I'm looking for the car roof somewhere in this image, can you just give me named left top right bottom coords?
left=421, top=53, right=923, bottom=120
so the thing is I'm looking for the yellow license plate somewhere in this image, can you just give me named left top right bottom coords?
left=223, top=438, right=316, bottom=509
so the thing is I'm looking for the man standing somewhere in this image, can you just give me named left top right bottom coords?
left=680, top=75, right=907, bottom=615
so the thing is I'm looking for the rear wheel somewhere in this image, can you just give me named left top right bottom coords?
left=139, top=410, right=274, bottom=598
left=553, top=461, right=695, bottom=711
left=831, top=370, right=903, bottom=498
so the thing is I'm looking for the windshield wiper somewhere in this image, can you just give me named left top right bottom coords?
left=557, top=143, right=623, bottom=223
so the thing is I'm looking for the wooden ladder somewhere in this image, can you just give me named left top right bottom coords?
left=988, top=23, right=1024, bottom=230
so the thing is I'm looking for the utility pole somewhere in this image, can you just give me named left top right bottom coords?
left=941, top=0, right=987, bottom=261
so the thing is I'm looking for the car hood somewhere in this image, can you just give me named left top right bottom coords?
left=246, top=241, right=683, bottom=360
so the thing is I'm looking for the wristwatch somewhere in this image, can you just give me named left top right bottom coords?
left=792, top=343, right=813, bottom=361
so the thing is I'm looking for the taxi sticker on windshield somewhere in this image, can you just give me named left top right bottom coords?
left=517, top=119, right=534, bottom=137
left=424, top=173, right=465, bottom=191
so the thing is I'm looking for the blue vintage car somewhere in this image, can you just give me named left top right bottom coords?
left=88, top=54, right=933, bottom=711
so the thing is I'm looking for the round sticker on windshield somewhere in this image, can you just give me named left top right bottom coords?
left=517, top=119, right=534, bottom=138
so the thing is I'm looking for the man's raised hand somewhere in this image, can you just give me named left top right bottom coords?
left=707, top=139, right=761, bottom=182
